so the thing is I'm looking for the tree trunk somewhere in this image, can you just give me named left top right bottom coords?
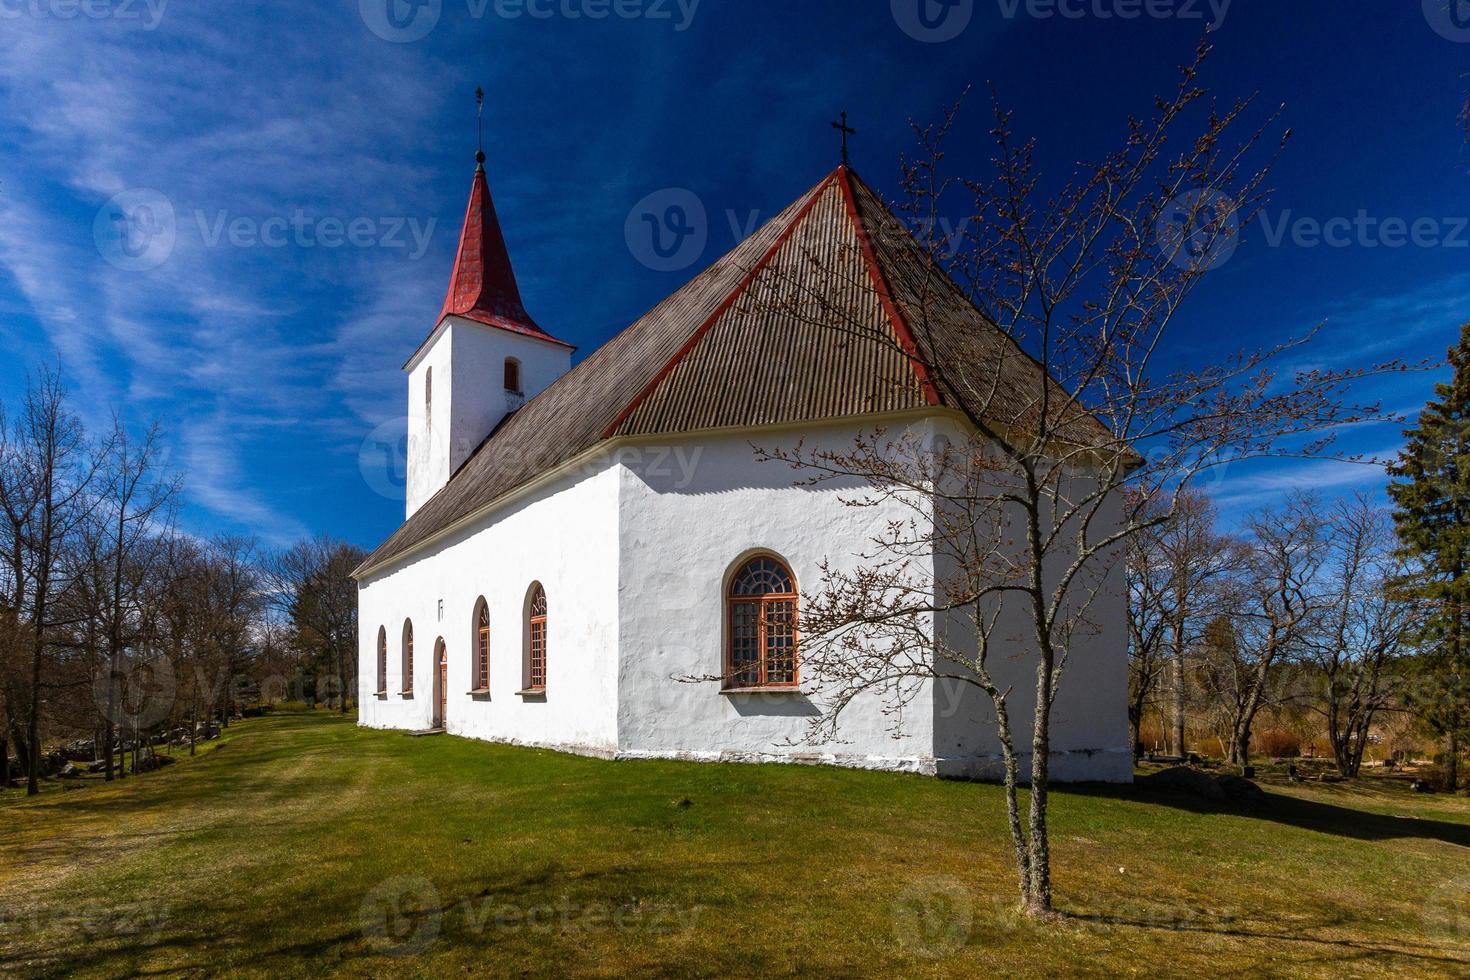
left=104, top=682, right=117, bottom=781
left=9, top=723, right=29, bottom=782
left=338, top=644, right=350, bottom=715
left=1448, top=727, right=1461, bottom=793
left=1027, top=661, right=1053, bottom=916
left=0, top=733, right=8, bottom=789
left=26, top=631, right=43, bottom=796
left=1023, top=492, right=1053, bottom=917
left=1171, top=628, right=1187, bottom=757
left=1331, top=725, right=1352, bottom=778
left=991, top=689, right=1032, bottom=906
left=1229, top=699, right=1260, bottom=767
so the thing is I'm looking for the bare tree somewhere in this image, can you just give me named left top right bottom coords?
left=91, top=418, right=179, bottom=780
left=0, top=370, right=104, bottom=794
left=1207, top=493, right=1327, bottom=766
left=754, top=42, right=1401, bottom=917
left=264, top=536, right=363, bottom=714
left=1155, top=490, right=1237, bottom=757
left=1125, top=489, right=1235, bottom=758
left=1126, top=497, right=1172, bottom=757
left=199, top=536, right=263, bottom=726
left=1307, top=494, right=1413, bottom=777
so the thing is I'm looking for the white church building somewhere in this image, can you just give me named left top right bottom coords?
left=354, top=150, right=1131, bottom=782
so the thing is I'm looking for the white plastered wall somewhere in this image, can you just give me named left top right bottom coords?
left=613, top=422, right=938, bottom=773
left=358, top=458, right=620, bottom=756
left=361, top=412, right=1129, bottom=782
left=405, top=315, right=572, bottom=519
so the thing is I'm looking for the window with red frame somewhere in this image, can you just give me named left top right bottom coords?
left=475, top=601, right=490, bottom=690
left=402, top=620, right=414, bottom=693
left=527, top=585, right=547, bottom=690
left=376, top=626, right=387, bottom=694
left=727, top=556, right=798, bottom=688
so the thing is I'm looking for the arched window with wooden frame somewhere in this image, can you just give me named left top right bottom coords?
left=504, top=357, right=522, bottom=394
left=376, top=626, right=388, bottom=696
left=471, top=598, right=490, bottom=693
left=726, top=555, right=799, bottom=689
left=401, top=619, right=415, bottom=695
left=523, top=583, right=547, bottom=693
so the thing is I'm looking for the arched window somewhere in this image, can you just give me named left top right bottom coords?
left=402, top=620, right=415, bottom=694
left=727, top=555, right=798, bottom=689
left=525, top=584, right=547, bottom=692
left=376, top=626, right=388, bottom=695
left=425, top=367, right=433, bottom=426
left=504, top=357, right=522, bottom=394
left=472, top=599, right=490, bottom=692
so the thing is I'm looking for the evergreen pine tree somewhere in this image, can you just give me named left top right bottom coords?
left=1386, top=321, right=1470, bottom=791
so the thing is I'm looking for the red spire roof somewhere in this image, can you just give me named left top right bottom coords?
left=437, top=163, right=573, bottom=349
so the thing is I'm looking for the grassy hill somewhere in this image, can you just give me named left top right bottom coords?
left=2, top=710, right=1468, bottom=977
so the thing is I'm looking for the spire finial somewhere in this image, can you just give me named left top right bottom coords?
left=475, top=86, right=486, bottom=168
left=831, top=111, right=856, bottom=167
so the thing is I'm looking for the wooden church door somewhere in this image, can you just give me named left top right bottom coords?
left=434, top=642, right=447, bottom=728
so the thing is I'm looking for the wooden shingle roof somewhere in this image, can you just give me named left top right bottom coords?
left=357, top=165, right=1107, bottom=576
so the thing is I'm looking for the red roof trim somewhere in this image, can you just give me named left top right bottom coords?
left=601, top=171, right=842, bottom=438
left=835, top=166, right=943, bottom=407
left=452, top=309, right=577, bottom=350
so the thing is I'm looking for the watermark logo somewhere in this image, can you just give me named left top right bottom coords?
left=625, top=187, right=707, bottom=272
left=893, top=0, right=973, bottom=42
left=360, top=0, right=441, bottom=41
left=891, top=875, right=973, bottom=957
left=360, top=875, right=443, bottom=955
left=1425, top=875, right=1470, bottom=943
left=1156, top=188, right=1239, bottom=272
left=93, top=651, right=177, bottom=728
left=1425, top=0, right=1470, bottom=43
left=94, top=188, right=176, bottom=272
left=360, top=417, right=410, bottom=501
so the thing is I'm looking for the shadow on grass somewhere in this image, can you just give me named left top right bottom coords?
left=1067, top=781, right=1470, bottom=848
left=1060, top=908, right=1469, bottom=969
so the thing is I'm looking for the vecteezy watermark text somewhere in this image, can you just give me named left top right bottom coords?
left=1259, top=210, right=1470, bottom=250
left=1155, top=189, right=1470, bottom=272
left=359, top=0, right=699, bottom=42
left=195, top=211, right=436, bottom=258
left=624, top=186, right=973, bottom=273
left=995, top=0, right=1231, bottom=26
left=359, top=876, right=702, bottom=957
left=0, top=0, right=167, bottom=28
left=94, top=191, right=439, bottom=271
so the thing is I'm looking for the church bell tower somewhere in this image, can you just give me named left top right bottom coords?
left=403, top=139, right=574, bottom=520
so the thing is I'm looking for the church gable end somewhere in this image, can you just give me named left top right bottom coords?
left=360, top=164, right=1069, bottom=577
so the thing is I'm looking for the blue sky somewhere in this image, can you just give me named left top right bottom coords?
left=1, top=0, right=1467, bottom=548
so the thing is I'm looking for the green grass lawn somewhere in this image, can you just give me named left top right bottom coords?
left=2, top=710, right=1469, bottom=978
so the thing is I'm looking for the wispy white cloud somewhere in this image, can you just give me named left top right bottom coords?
left=0, top=5, right=453, bottom=542
left=1208, top=447, right=1400, bottom=517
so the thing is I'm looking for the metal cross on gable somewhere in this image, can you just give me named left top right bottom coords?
left=831, top=111, right=856, bottom=166
left=475, top=86, right=486, bottom=167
